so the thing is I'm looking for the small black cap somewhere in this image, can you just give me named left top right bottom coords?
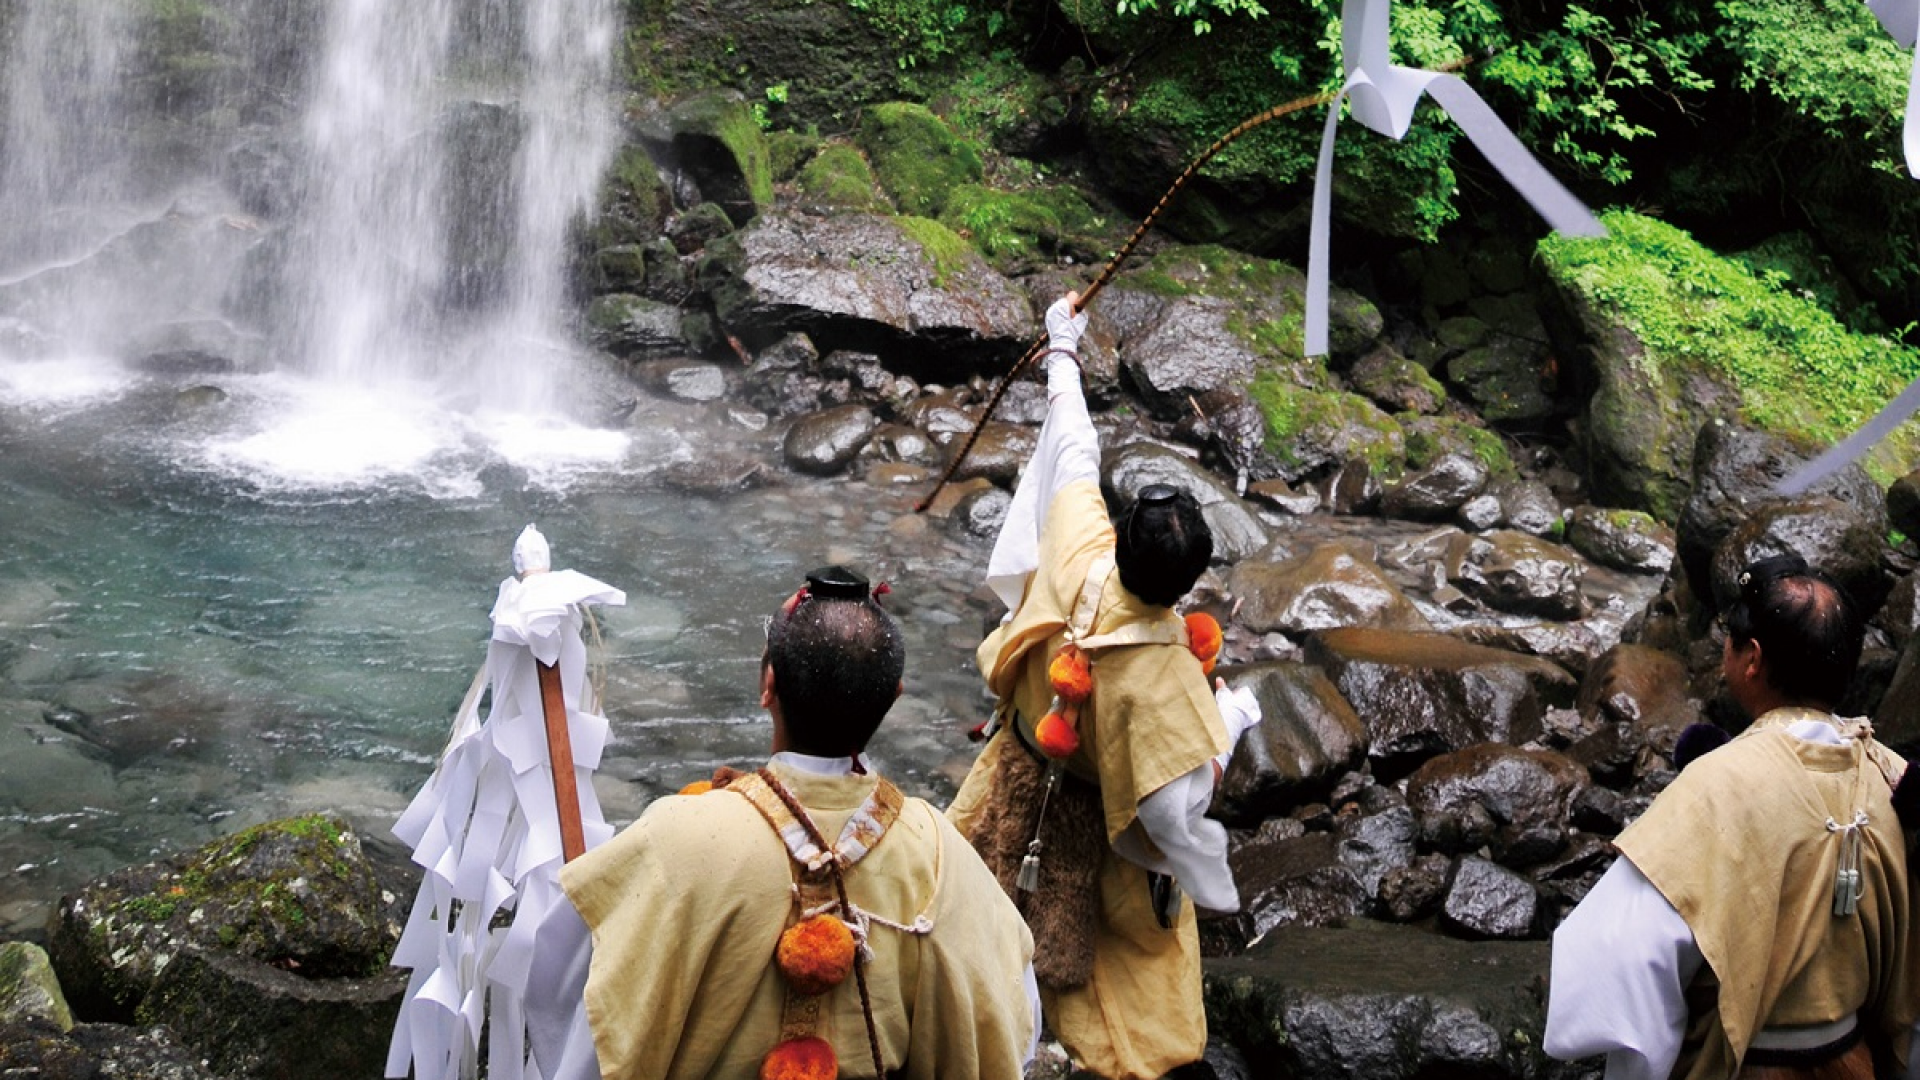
left=805, top=565, right=870, bottom=599
left=1136, top=483, right=1180, bottom=506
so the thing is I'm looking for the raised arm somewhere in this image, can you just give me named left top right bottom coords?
left=985, top=293, right=1101, bottom=610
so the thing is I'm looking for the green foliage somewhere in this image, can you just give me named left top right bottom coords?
left=1715, top=0, right=1909, bottom=173
left=893, top=215, right=975, bottom=285
left=845, top=0, right=978, bottom=69
left=1539, top=210, right=1920, bottom=479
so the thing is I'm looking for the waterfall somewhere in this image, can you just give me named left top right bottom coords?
left=0, top=0, right=623, bottom=434
left=0, top=0, right=135, bottom=279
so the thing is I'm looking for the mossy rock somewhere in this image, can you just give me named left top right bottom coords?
left=0, top=943, right=73, bottom=1031
left=1540, top=210, right=1920, bottom=518
left=939, top=182, right=1114, bottom=273
left=1249, top=373, right=1406, bottom=483
left=858, top=102, right=984, bottom=218
left=636, top=91, right=774, bottom=227
left=47, top=814, right=403, bottom=1023
left=583, top=142, right=673, bottom=251
left=797, top=144, right=888, bottom=212
left=768, top=130, right=824, bottom=183
left=1401, top=415, right=1517, bottom=483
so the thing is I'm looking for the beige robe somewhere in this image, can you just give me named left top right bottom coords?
left=950, top=478, right=1227, bottom=1080
left=562, top=761, right=1036, bottom=1080
left=1615, top=708, right=1919, bottom=1079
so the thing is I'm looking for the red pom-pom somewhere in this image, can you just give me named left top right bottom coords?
left=761, top=1036, right=837, bottom=1080
left=1048, top=645, right=1094, bottom=704
left=1185, top=612, right=1223, bottom=665
left=1034, top=710, right=1081, bottom=759
left=776, top=915, right=856, bottom=995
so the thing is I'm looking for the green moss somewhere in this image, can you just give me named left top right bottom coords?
left=858, top=102, right=983, bottom=217
left=1123, top=245, right=1301, bottom=303
left=893, top=215, right=974, bottom=286
left=937, top=183, right=1110, bottom=271
left=1249, top=372, right=1405, bottom=476
left=1402, top=416, right=1517, bottom=480
left=768, top=131, right=823, bottom=182
left=798, top=144, right=887, bottom=210
left=120, top=894, right=180, bottom=923
left=1539, top=209, right=1920, bottom=483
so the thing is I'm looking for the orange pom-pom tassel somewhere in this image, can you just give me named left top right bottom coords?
left=1185, top=612, right=1223, bottom=665
left=1034, top=709, right=1081, bottom=759
left=678, top=780, right=715, bottom=796
left=1048, top=645, right=1093, bottom=704
left=760, top=1036, right=837, bottom=1080
left=776, top=915, right=856, bottom=995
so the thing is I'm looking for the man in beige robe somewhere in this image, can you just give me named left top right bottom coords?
left=527, top=566, right=1038, bottom=1080
left=1545, top=554, right=1920, bottom=1080
left=948, top=295, right=1261, bottom=1080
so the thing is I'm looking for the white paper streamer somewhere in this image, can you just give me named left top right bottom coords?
left=1305, top=0, right=1606, bottom=356
left=385, top=537, right=625, bottom=1080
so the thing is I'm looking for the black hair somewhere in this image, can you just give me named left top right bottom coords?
left=1724, top=553, right=1863, bottom=708
left=766, top=569, right=906, bottom=756
left=1113, top=484, right=1213, bottom=608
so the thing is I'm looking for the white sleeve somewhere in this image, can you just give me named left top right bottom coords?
left=983, top=353, right=1102, bottom=611
left=1115, top=763, right=1239, bottom=912
left=1543, top=857, right=1702, bottom=1080
left=525, top=895, right=602, bottom=1080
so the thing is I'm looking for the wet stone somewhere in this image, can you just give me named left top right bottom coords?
left=953, top=487, right=1012, bottom=538
left=1442, top=530, right=1586, bottom=621
left=1440, top=855, right=1539, bottom=940
left=781, top=404, right=878, bottom=476
left=1405, top=744, right=1588, bottom=867
left=1228, top=541, right=1432, bottom=637
left=1212, top=662, right=1369, bottom=825
left=1565, top=505, right=1676, bottom=574
left=1380, top=453, right=1488, bottom=522
left=1456, top=494, right=1502, bottom=532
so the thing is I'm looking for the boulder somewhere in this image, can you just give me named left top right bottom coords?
left=0, top=1019, right=219, bottom=1080
left=1675, top=422, right=1884, bottom=612
left=1565, top=506, right=1676, bottom=574
left=1212, top=662, right=1369, bottom=824
left=1334, top=806, right=1419, bottom=902
left=1103, top=442, right=1269, bottom=563
left=1348, top=345, right=1445, bottom=415
left=0, top=942, right=72, bottom=1030
left=701, top=210, right=1032, bottom=375
left=1405, top=744, right=1589, bottom=866
left=1304, top=629, right=1576, bottom=778
left=587, top=294, right=692, bottom=359
left=1707, top=496, right=1891, bottom=618
left=1204, top=920, right=1552, bottom=1078
left=1225, top=831, right=1367, bottom=943
left=1442, top=530, right=1587, bottom=620
left=1452, top=622, right=1607, bottom=680
left=1228, top=541, right=1433, bottom=636
left=940, top=422, right=1036, bottom=488
left=781, top=404, right=878, bottom=476
left=1890, top=468, right=1920, bottom=539
left=1575, top=645, right=1702, bottom=759
left=1381, top=453, right=1490, bottom=522
left=1493, top=480, right=1563, bottom=539
left=856, top=103, right=983, bottom=218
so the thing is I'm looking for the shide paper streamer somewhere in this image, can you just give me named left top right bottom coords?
left=1305, top=0, right=1606, bottom=358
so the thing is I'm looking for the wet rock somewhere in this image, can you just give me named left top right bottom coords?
left=1406, top=744, right=1588, bottom=866
left=862, top=424, right=942, bottom=467
left=1380, top=453, right=1489, bottom=522
left=1493, top=479, right=1563, bottom=539
left=1442, top=530, right=1586, bottom=620
left=0, top=942, right=72, bottom=1030
left=1334, top=806, right=1418, bottom=901
left=1457, top=494, right=1503, bottom=532
left=587, top=294, right=690, bottom=359
left=127, top=320, right=250, bottom=375
left=46, top=815, right=402, bottom=1025
left=1452, top=622, right=1606, bottom=680
left=439, top=102, right=523, bottom=309
left=1440, top=856, right=1540, bottom=939
left=702, top=210, right=1032, bottom=377
left=1327, top=458, right=1383, bottom=515
left=953, top=486, right=1013, bottom=538
left=1708, top=496, right=1891, bottom=617
left=1890, top=468, right=1920, bottom=539
left=1246, top=478, right=1321, bottom=516
left=1304, top=628, right=1576, bottom=778
left=1226, top=832, right=1367, bottom=942
left=0, top=1019, right=219, bottom=1080
left=1675, top=422, right=1884, bottom=611
left=941, top=422, right=1036, bottom=487
left=1212, top=662, right=1368, bottom=824
left=1569, top=785, right=1629, bottom=836
left=781, top=404, right=878, bottom=476
left=1377, top=854, right=1452, bottom=923
left=631, top=359, right=728, bottom=402
left=583, top=145, right=674, bottom=254
left=1104, top=442, right=1268, bottom=562
left=1229, top=541, right=1432, bottom=636
left=857, top=103, right=983, bottom=218
left=1349, top=345, right=1445, bottom=415
left=1878, top=569, right=1920, bottom=650
left=658, top=455, right=776, bottom=494
left=1446, top=338, right=1553, bottom=424
left=1566, top=506, right=1676, bottom=574
left=1575, top=645, right=1701, bottom=760
left=139, top=945, right=405, bottom=1080
left=1204, top=920, right=1551, bottom=1078
left=633, top=91, right=771, bottom=228
left=899, top=387, right=976, bottom=439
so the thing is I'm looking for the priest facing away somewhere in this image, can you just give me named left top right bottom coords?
left=526, top=565, right=1040, bottom=1080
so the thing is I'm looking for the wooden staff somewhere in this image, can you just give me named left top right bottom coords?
left=536, top=660, right=587, bottom=863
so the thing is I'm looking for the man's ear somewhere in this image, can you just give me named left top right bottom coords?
left=760, top=663, right=778, bottom=710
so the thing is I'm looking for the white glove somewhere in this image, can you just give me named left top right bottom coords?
left=1045, top=294, right=1087, bottom=355
left=1212, top=684, right=1262, bottom=774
